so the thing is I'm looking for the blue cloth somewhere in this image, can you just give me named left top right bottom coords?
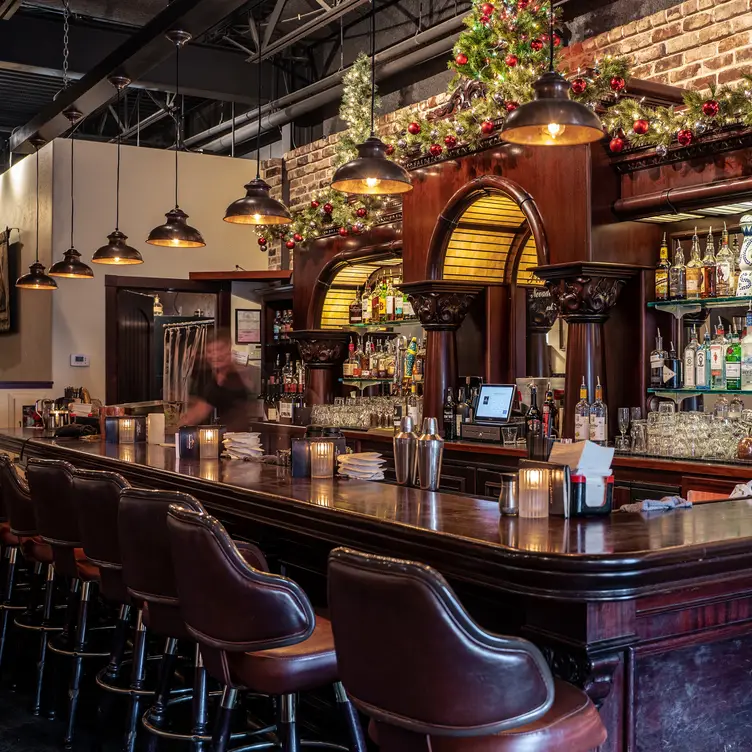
left=620, top=496, right=692, bottom=513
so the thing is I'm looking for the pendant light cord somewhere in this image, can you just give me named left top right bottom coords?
left=548, top=0, right=554, bottom=72
left=70, top=135, right=75, bottom=248
left=115, top=84, right=121, bottom=230
left=370, top=0, right=376, bottom=136
left=35, top=146, right=40, bottom=263
left=174, top=40, right=180, bottom=208
left=255, top=40, right=262, bottom=180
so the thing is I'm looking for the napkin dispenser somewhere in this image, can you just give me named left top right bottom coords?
left=291, top=437, right=346, bottom=477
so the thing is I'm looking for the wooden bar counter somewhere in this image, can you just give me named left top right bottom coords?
left=2, top=428, right=752, bottom=752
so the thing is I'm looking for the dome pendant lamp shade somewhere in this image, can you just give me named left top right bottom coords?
left=50, top=248, right=94, bottom=278
left=331, top=136, right=412, bottom=195
left=224, top=178, right=292, bottom=225
left=92, top=230, right=143, bottom=264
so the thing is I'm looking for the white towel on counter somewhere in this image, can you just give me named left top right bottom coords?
left=620, top=496, right=692, bottom=513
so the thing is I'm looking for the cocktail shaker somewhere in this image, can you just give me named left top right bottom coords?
left=393, top=416, right=418, bottom=485
left=417, top=417, right=444, bottom=491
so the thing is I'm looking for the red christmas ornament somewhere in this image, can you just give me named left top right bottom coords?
left=530, top=38, right=543, bottom=51
left=323, top=202, right=333, bottom=214
left=632, top=119, right=649, bottom=135
left=702, top=99, right=719, bottom=117
left=609, top=76, right=626, bottom=93
left=293, top=233, right=303, bottom=243
left=480, top=2, right=495, bottom=14
left=571, top=77, right=587, bottom=94
left=429, top=144, right=443, bottom=157
left=481, top=120, right=495, bottom=135
left=517, top=0, right=529, bottom=7
left=257, top=236, right=267, bottom=246
left=285, top=240, right=295, bottom=249
left=355, top=207, right=367, bottom=218
left=310, top=200, right=320, bottom=209
left=444, top=135, right=458, bottom=148
left=609, top=136, right=625, bottom=153
left=504, top=54, right=518, bottom=67
left=455, top=52, right=468, bottom=66
left=553, top=33, right=561, bottom=47
left=338, top=227, right=349, bottom=237
left=480, top=14, right=491, bottom=25
left=407, top=121, right=421, bottom=135
left=677, top=129, right=694, bottom=146
left=385, top=143, right=395, bottom=155
left=505, top=101, right=519, bottom=112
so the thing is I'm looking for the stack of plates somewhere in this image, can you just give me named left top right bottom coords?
left=337, top=452, right=386, bottom=481
left=223, top=432, right=263, bottom=460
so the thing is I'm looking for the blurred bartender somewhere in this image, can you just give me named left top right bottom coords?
left=181, top=329, right=250, bottom=432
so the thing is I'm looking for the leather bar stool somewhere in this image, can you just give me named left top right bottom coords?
left=165, top=503, right=367, bottom=752
left=327, top=548, right=607, bottom=752
left=0, top=454, right=60, bottom=715
left=26, top=458, right=108, bottom=748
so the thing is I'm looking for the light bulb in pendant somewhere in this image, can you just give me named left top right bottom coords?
left=546, top=123, right=564, bottom=139
left=365, top=177, right=381, bottom=188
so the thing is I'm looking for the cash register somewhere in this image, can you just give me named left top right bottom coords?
left=460, top=384, right=522, bottom=443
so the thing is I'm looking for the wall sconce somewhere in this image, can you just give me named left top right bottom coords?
left=518, top=467, right=550, bottom=519
left=310, top=440, right=335, bottom=479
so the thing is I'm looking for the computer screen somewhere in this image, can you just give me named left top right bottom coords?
left=474, top=384, right=515, bottom=423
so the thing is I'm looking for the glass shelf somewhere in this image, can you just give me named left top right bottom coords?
left=648, top=294, right=752, bottom=320
left=648, top=387, right=752, bottom=401
left=348, top=320, right=421, bottom=331
left=341, top=377, right=393, bottom=391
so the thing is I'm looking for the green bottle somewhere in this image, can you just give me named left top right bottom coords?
left=726, top=324, right=742, bottom=391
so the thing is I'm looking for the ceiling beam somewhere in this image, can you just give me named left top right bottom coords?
left=9, top=0, right=255, bottom=154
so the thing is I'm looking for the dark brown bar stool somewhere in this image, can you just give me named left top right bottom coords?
left=166, top=503, right=367, bottom=752
left=26, top=458, right=108, bottom=748
left=327, top=548, right=607, bottom=752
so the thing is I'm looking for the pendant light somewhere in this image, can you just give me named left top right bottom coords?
left=50, top=110, right=94, bottom=278
left=331, top=0, right=412, bottom=195
left=92, top=76, right=143, bottom=265
left=16, top=139, right=58, bottom=291
left=147, top=31, right=205, bottom=247
left=223, top=14, right=292, bottom=226
left=500, top=1, right=604, bottom=146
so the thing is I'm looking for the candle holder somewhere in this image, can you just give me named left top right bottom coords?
left=105, top=415, right=146, bottom=444
left=518, top=467, right=550, bottom=518
left=310, top=440, right=335, bottom=479
left=199, top=426, right=223, bottom=459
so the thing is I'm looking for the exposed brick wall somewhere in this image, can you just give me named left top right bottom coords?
left=260, top=158, right=285, bottom=271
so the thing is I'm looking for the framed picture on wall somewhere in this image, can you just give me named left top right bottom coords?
left=235, top=309, right=261, bottom=344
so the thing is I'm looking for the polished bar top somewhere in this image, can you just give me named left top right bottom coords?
left=3, top=427, right=752, bottom=600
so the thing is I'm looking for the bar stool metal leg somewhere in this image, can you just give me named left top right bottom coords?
left=278, top=693, right=300, bottom=752
left=60, top=578, right=81, bottom=650
left=191, top=646, right=209, bottom=750
left=147, top=637, right=179, bottom=730
left=212, top=687, right=238, bottom=752
left=333, top=682, right=366, bottom=752
left=124, top=609, right=148, bottom=752
left=0, top=546, right=18, bottom=671
left=32, top=563, right=56, bottom=716
left=64, top=579, right=91, bottom=749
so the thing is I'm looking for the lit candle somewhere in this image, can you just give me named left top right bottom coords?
left=518, top=467, right=550, bottom=519
left=310, top=440, right=335, bottom=479
left=120, top=418, right=135, bottom=444
left=199, top=427, right=220, bottom=459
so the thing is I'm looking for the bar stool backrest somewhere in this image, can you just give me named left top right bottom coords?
left=26, top=458, right=81, bottom=546
left=0, top=454, right=36, bottom=536
left=327, top=547, right=555, bottom=738
left=0, top=453, right=8, bottom=523
left=166, top=504, right=315, bottom=653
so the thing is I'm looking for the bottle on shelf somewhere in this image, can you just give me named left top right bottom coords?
left=525, top=383, right=542, bottom=437
left=455, top=386, right=467, bottom=437
left=468, top=385, right=478, bottom=423
left=701, top=227, right=717, bottom=299
left=683, top=327, right=699, bottom=389
left=716, top=222, right=734, bottom=297
left=405, top=337, right=418, bottom=380
left=650, top=330, right=667, bottom=388
left=542, top=383, right=559, bottom=438
left=588, top=377, right=607, bottom=446
left=732, top=234, right=742, bottom=295
left=726, top=323, right=742, bottom=391
left=696, top=328, right=711, bottom=390
left=349, top=287, right=363, bottom=325
left=575, top=377, right=590, bottom=441
left=273, top=310, right=282, bottom=343
left=408, top=384, right=421, bottom=427
left=265, top=377, right=278, bottom=422
left=385, top=277, right=396, bottom=322
left=663, top=342, right=682, bottom=389
left=352, top=338, right=364, bottom=378
left=741, top=305, right=752, bottom=389
left=369, top=339, right=380, bottom=376
left=362, top=285, right=372, bottom=325
left=343, top=339, right=355, bottom=377
left=372, top=280, right=382, bottom=323
left=377, top=342, right=388, bottom=379
left=414, top=339, right=425, bottom=383
left=443, top=387, right=457, bottom=440
left=709, top=317, right=727, bottom=389
left=655, top=232, right=670, bottom=302
left=403, top=288, right=415, bottom=320
left=685, top=229, right=703, bottom=300
left=669, top=240, right=686, bottom=300
left=394, top=277, right=404, bottom=320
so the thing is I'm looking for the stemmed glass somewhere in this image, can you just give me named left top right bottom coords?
left=617, top=408, right=630, bottom=450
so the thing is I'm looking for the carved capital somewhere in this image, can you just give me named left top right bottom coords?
left=398, top=280, right=482, bottom=331
left=527, top=288, right=559, bottom=332
left=289, top=330, right=350, bottom=369
left=533, top=262, right=643, bottom=324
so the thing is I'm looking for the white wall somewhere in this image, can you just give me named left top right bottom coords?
left=51, top=139, right=268, bottom=399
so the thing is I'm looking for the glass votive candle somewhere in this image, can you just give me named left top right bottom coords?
left=199, top=426, right=221, bottom=459
left=119, top=418, right=136, bottom=444
left=310, top=440, right=335, bottom=479
left=518, top=468, right=550, bottom=519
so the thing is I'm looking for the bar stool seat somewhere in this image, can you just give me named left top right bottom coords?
left=20, top=536, right=54, bottom=563
left=227, top=616, right=338, bottom=695
left=0, top=522, right=20, bottom=546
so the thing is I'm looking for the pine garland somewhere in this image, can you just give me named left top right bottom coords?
left=335, top=53, right=380, bottom=166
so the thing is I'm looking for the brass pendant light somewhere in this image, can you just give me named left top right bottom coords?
left=92, top=77, right=143, bottom=265
left=331, top=0, right=412, bottom=195
left=16, top=139, right=58, bottom=291
left=50, top=110, right=94, bottom=278
left=147, top=31, right=205, bottom=247
left=223, top=15, right=292, bottom=227
left=500, top=1, right=604, bottom=147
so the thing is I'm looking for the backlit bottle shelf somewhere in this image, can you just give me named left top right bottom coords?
left=648, top=387, right=752, bottom=400
left=648, top=294, right=752, bottom=319
left=348, top=320, right=421, bottom=331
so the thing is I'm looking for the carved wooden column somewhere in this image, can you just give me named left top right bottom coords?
left=526, top=288, right=559, bottom=378
left=533, top=263, right=641, bottom=439
left=289, top=330, right=350, bottom=406
left=399, top=281, right=482, bottom=423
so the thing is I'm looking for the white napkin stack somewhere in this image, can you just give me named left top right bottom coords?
left=223, top=432, right=263, bottom=460
left=337, top=452, right=386, bottom=481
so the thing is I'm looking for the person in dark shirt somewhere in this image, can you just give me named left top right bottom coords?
left=180, top=328, right=250, bottom=432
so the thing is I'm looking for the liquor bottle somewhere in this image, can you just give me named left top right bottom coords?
left=588, top=377, right=607, bottom=446
left=650, top=330, right=667, bottom=388
left=273, top=310, right=282, bottom=343
left=386, top=277, right=396, bottom=322
left=343, top=340, right=355, bottom=377
left=369, top=339, right=380, bottom=376
left=414, top=339, right=425, bottom=383
left=468, top=386, right=478, bottom=423
left=362, top=285, right=371, bottom=325
left=575, top=378, right=590, bottom=441
left=403, top=289, right=415, bottom=320
left=371, top=283, right=380, bottom=323
left=542, top=383, right=558, bottom=438
left=296, top=359, right=306, bottom=397
left=732, top=234, right=741, bottom=295
left=394, top=278, right=404, bottom=320
left=282, top=353, right=293, bottom=389
left=443, top=388, right=457, bottom=440
left=685, top=229, right=703, bottom=300
left=662, top=342, right=682, bottom=389
left=669, top=240, right=686, bottom=300
left=683, top=327, right=699, bottom=389
left=352, top=339, right=363, bottom=378
left=716, top=222, right=734, bottom=297
left=407, top=384, right=421, bottom=426
left=525, top=384, right=543, bottom=437
left=454, top=386, right=467, bottom=437
left=741, top=305, right=752, bottom=388
left=349, top=287, right=363, bottom=325
left=405, top=337, right=418, bottom=379
left=696, top=329, right=711, bottom=390
left=702, top=227, right=717, bottom=298
left=726, top=324, right=742, bottom=391
left=265, top=377, right=278, bottom=422
left=377, top=343, right=388, bottom=379
left=709, top=318, right=727, bottom=389
left=655, top=232, right=670, bottom=301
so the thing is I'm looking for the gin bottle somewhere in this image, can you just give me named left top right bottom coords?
left=588, top=377, right=607, bottom=446
left=685, top=229, right=703, bottom=300
left=574, top=377, right=590, bottom=441
left=726, top=324, right=742, bottom=391
left=709, top=318, right=727, bottom=389
left=696, top=329, right=711, bottom=390
left=663, top=342, right=682, bottom=389
left=741, top=305, right=752, bottom=388
left=716, top=222, right=734, bottom=297
left=683, top=328, right=699, bottom=389
left=650, top=330, right=667, bottom=388
left=702, top=227, right=717, bottom=298
left=668, top=240, right=686, bottom=300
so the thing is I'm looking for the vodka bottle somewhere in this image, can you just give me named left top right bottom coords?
left=589, top=377, right=607, bottom=446
left=574, top=377, right=590, bottom=441
left=696, top=330, right=711, bottom=390
left=682, top=327, right=699, bottom=389
left=650, top=330, right=667, bottom=388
